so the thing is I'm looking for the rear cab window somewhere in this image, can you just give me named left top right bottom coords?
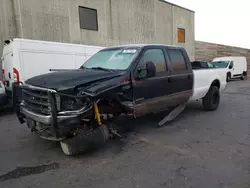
left=167, top=49, right=187, bottom=72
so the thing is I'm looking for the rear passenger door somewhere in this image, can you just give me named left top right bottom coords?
left=166, top=48, right=193, bottom=104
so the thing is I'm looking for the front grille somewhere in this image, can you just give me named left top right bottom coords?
left=22, top=87, right=51, bottom=115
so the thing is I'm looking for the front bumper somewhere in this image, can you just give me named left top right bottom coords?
left=20, top=107, right=80, bottom=125
left=13, top=83, right=92, bottom=139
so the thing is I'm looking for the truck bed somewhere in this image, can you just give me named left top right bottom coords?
left=189, top=68, right=227, bottom=101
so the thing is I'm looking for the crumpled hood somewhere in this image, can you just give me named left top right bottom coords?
left=25, top=69, right=125, bottom=91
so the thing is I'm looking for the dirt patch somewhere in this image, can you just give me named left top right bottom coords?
left=0, top=162, right=59, bottom=181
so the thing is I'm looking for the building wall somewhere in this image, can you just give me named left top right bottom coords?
left=1, top=0, right=195, bottom=58
left=196, top=41, right=250, bottom=72
left=0, top=0, right=17, bottom=58
left=0, top=0, right=18, bottom=78
left=0, top=0, right=195, bottom=78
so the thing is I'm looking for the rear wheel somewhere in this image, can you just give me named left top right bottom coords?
left=202, top=86, right=220, bottom=111
left=240, top=72, right=247, bottom=80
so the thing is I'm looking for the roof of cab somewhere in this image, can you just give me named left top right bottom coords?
left=213, top=56, right=247, bottom=61
left=103, top=44, right=185, bottom=50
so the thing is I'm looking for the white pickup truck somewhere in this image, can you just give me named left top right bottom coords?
left=190, top=61, right=227, bottom=102
left=14, top=44, right=227, bottom=155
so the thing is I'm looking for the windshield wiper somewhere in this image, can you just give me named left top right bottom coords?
left=80, top=65, right=88, bottom=70
left=91, top=67, right=111, bottom=71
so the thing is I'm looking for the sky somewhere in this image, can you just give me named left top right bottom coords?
left=167, top=0, right=249, bottom=48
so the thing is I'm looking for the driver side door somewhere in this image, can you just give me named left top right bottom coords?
left=132, top=47, right=171, bottom=117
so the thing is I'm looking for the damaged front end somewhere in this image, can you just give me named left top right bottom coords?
left=12, top=68, right=135, bottom=155
left=13, top=83, right=112, bottom=155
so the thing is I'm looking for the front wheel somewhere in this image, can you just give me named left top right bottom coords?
left=60, top=125, right=110, bottom=156
left=60, top=141, right=75, bottom=156
left=202, top=86, right=220, bottom=111
left=226, top=73, right=231, bottom=82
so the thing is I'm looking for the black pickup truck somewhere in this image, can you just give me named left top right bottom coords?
left=14, top=44, right=226, bottom=155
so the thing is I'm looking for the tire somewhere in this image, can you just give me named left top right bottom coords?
left=60, top=141, right=76, bottom=156
left=60, top=125, right=109, bottom=156
left=226, top=73, right=231, bottom=82
left=240, top=72, right=246, bottom=80
left=202, top=86, right=220, bottom=111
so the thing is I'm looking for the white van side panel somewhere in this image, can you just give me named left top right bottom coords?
left=14, top=40, right=22, bottom=83
left=21, top=51, right=75, bottom=80
left=2, top=38, right=104, bottom=87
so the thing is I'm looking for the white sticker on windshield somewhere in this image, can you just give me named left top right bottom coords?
left=122, top=49, right=137, bottom=54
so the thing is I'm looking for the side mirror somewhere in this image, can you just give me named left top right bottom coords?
left=137, top=61, right=156, bottom=79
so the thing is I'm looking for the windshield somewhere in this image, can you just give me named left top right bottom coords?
left=212, top=61, right=230, bottom=68
left=81, top=48, right=139, bottom=70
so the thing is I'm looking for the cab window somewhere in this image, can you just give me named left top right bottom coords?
left=168, top=49, right=187, bottom=71
left=137, top=49, right=167, bottom=73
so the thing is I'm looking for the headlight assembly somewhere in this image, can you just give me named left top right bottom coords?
left=61, top=96, right=91, bottom=111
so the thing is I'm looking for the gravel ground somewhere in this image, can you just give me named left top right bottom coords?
left=0, top=80, right=250, bottom=188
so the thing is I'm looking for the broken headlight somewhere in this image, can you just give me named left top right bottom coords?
left=61, top=96, right=91, bottom=111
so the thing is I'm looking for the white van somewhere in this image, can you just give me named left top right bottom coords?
left=0, top=81, right=7, bottom=107
left=212, top=56, right=247, bottom=81
left=1, top=38, right=104, bottom=98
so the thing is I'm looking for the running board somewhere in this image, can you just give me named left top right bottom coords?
left=158, top=104, right=186, bottom=127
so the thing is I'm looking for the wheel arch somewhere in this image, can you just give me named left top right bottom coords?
left=210, top=79, right=220, bottom=90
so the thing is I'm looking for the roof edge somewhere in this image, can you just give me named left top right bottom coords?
left=196, top=40, right=250, bottom=50
left=159, top=0, right=195, bottom=13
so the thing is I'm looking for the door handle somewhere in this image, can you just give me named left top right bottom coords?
left=168, top=77, right=173, bottom=83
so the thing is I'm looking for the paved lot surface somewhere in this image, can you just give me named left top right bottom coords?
left=0, top=80, right=250, bottom=188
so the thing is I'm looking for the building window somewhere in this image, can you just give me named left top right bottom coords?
left=177, top=28, right=185, bottom=43
left=79, top=6, right=98, bottom=31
